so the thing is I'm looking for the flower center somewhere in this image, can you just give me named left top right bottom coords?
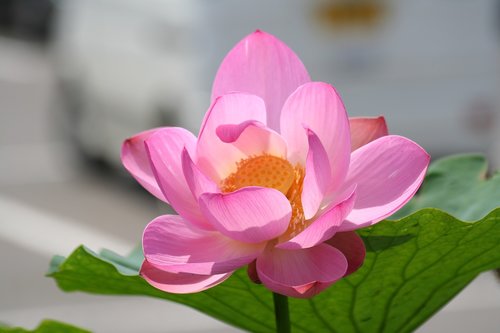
left=221, top=155, right=306, bottom=238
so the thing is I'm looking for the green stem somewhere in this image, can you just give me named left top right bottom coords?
left=273, top=292, right=291, bottom=333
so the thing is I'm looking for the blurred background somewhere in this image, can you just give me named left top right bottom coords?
left=0, top=0, right=499, bottom=332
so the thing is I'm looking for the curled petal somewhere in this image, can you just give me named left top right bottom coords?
left=349, top=116, right=388, bottom=151
left=216, top=120, right=265, bottom=143
left=212, top=30, right=310, bottom=131
left=277, top=189, right=356, bottom=250
left=143, top=215, right=264, bottom=275
left=145, top=128, right=211, bottom=230
left=140, top=260, right=231, bottom=294
left=339, top=135, right=430, bottom=232
left=197, top=93, right=267, bottom=181
left=216, top=120, right=287, bottom=158
left=301, top=128, right=332, bottom=219
left=281, top=82, right=351, bottom=194
left=199, top=187, right=291, bottom=244
left=181, top=149, right=218, bottom=199
left=256, top=244, right=348, bottom=298
left=326, top=231, right=366, bottom=276
left=121, top=128, right=167, bottom=202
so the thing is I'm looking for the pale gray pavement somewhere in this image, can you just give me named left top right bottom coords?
left=0, top=37, right=498, bottom=332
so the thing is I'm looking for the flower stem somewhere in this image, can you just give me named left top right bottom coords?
left=273, top=292, right=291, bottom=333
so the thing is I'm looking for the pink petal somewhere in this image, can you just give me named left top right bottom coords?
left=339, top=135, right=430, bottom=232
left=350, top=116, right=388, bottom=151
left=145, top=128, right=211, bottom=230
left=326, top=231, right=366, bottom=276
left=121, top=128, right=167, bottom=202
left=196, top=93, right=267, bottom=182
left=321, top=182, right=358, bottom=212
left=301, top=128, right=332, bottom=219
left=140, top=260, right=231, bottom=294
left=280, top=82, right=351, bottom=194
left=277, top=189, right=356, bottom=250
left=143, top=215, right=264, bottom=275
left=199, top=187, right=291, bottom=243
left=181, top=148, right=218, bottom=199
left=256, top=244, right=348, bottom=298
left=216, top=119, right=264, bottom=143
left=216, top=120, right=287, bottom=158
left=212, top=30, right=311, bottom=131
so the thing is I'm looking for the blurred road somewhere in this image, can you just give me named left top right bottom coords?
left=0, top=37, right=498, bottom=332
left=0, top=36, right=235, bottom=332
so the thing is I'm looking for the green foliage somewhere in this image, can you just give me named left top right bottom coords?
left=48, top=246, right=275, bottom=333
left=0, top=320, right=90, bottom=333
left=48, top=155, right=500, bottom=332
left=392, top=154, right=500, bottom=220
left=302, top=209, right=500, bottom=333
left=48, top=209, right=500, bottom=333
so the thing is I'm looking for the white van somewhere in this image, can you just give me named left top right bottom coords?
left=52, top=0, right=500, bottom=167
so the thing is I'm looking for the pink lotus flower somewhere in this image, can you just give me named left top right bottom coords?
left=122, top=31, right=429, bottom=298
